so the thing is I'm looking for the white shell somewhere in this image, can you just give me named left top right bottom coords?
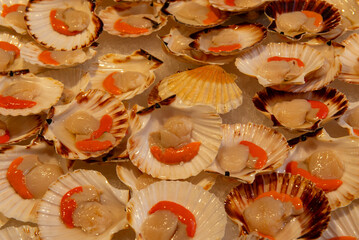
left=338, top=101, right=359, bottom=136
left=116, top=160, right=217, bottom=192
left=20, top=42, right=97, bottom=69
left=99, top=2, right=167, bottom=38
left=0, top=226, right=40, bottom=240
left=37, top=169, right=130, bottom=240
left=127, top=97, right=222, bottom=180
left=127, top=180, right=227, bottom=240
left=0, top=31, right=27, bottom=73
left=279, top=129, right=359, bottom=210
left=43, top=89, right=129, bottom=160
left=235, top=42, right=325, bottom=87
left=0, top=73, right=64, bottom=116
left=0, top=139, right=71, bottom=223
left=88, top=50, right=163, bottom=101
left=208, top=0, right=269, bottom=12
left=339, top=33, right=359, bottom=84
left=206, top=123, right=289, bottom=183
left=0, top=0, right=29, bottom=34
left=25, top=0, right=103, bottom=51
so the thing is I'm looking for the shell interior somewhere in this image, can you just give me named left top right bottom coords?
left=0, top=226, right=40, bottom=240
left=337, top=101, right=359, bottom=136
left=0, top=0, right=29, bottom=34
left=339, top=33, right=359, bottom=84
left=208, top=0, right=269, bottom=12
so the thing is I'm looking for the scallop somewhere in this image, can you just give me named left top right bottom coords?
left=25, top=0, right=103, bottom=51
left=252, top=87, right=348, bottom=131
left=0, top=0, right=28, bottom=34
left=208, top=0, right=269, bottom=12
left=338, top=101, right=359, bottom=136
left=0, top=226, right=40, bottom=240
left=338, top=33, right=359, bottom=84
left=325, top=0, right=359, bottom=30
left=37, top=169, right=129, bottom=240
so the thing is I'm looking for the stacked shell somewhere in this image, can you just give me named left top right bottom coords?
left=0, top=0, right=29, bottom=34
left=338, top=33, right=359, bottom=84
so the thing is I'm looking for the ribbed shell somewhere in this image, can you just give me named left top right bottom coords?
left=235, top=42, right=325, bottom=87
left=325, top=0, right=359, bottom=30
left=0, top=226, right=40, bottom=240
left=252, top=87, right=348, bottom=131
left=25, top=0, right=103, bottom=51
left=148, top=65, right=243, bottom=114
left=42, top=89, right=129, bottom=160
left=206, top=123, right=289, bottom=183
left=264, top=0, right=341, bottom=40
left=127, top=97, right=222, bottom=180
left=37, top=169, right=130, bottom=240
left=209, top=0, right=269, bottom=12
left=338, top=33, right=359, bottom=84
left=225, top=172, right=331, bottom=239
left=337, top=101, right=359, bottom=136
left=127, top=181, right=227, bottom=240
left=0, top=31, right=28, bottom=73
left=0, top=0, right=29, bottom=34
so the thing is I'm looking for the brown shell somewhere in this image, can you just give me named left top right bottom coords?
left=225, top=172, right=331, bottom=239
left=264, top=0, right=341, bottom=40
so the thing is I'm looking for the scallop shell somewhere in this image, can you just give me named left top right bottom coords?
left=20, top=42, right=97, bottom=69
left=0, top=138, right=71, bottom=223
left=338, top=33, right=359, bottom=84
left=264, top=0, right=341, bottom=40
left=225, top=172, right=331, bottom=239
left=99, top=2, right=167, bottom=38
left=116, top=160, right=217, bottom=192
left=148, top=65, right=243, bottom=114
left=325, top=0, right=359, bottom=30
left=0, top=0, right=29, bottom=34
left=338, top=101, right=359, bottom=136
left=280, top=129, right=359, bottom=210
left=42, top=89, right=129, bottom=160
left=0, top=73, right=64, bottom=116
left=37, top=169, right=130, bottom=240
left=271, top=38, right=343, bottom=92
left=208, top=0, right=269, bottom=12
left=128, top=96, right=222, bottom=180
left=252, top=87, right=348, bottom=131
left=0, top=226, right=40, bottom=240
left=162, top=0, right=230, bottom=28
left=159, top=27, right=236, bottom=65
left=25, top=0, right=103, bottom=51
left=127, top=180, right=227, bottom=240
left=235, top=42, right=325, bottom=87
left=189, top=23, right=267, bottom=56
left=206, top=123, right=289, bottom=183
left=0, top=31, right=28, bottom=73
left=87, top=50, right=163, bottom=101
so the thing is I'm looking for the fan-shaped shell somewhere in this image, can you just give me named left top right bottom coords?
left=338, top=33, right=359, bottom=84
left=37, top=169, right=129, bottom=240
left=252, top=87, right=348, bottom=131
left=225, top=172, right=331, bottom=239
left=0, top=226, right=40, bottom=240
left=208, top=0, right=269, bottom=12
left=42, top=89, right=129, bottom=160
left=128, top=96, right=222, bottom=180
left=127, top=180, right=227, bottom=240
left=148, top=65, right=243, bottom=114
left=338, top=101, right=359, bottom=136
left=0, top=31, right=28, bottom=73
left=235, top=42, right=325, bottom=87
left=25, top=0, right=103, bottom=51
left=325, top=0, right=359, bottom=30
left=206, top=123, right=289, bottom=183
left=264, top=0, right=341, bottom=40
left=0, top=0, right=29, bottom=34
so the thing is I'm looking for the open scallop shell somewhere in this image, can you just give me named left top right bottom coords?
left=20, top=42, right=97, bottom=69
left=208, top=0, right=269, bottom=12
left=252, top=87, right=348, bottom=131
left=116, top=160, right=217, bottom=192
left=0, top=138, right=71, bottom=223
left=37, top=169, right=130, bottom=240
left=127, top=180, right=227, bottom=240
left=87, top=50, right=163, bottom=101
left=280, top=129, right=359, bottom=210
left=128, top=96, right=222, bottom=180
left=0, top=0, right=29, bottom=34
left=148, top=65, right=243, bottom=114
left=337, top=101, right=359, bottom=136
left=99, top=2, right=167, bottom=38
left=235, top=42, right=325, bottom=87
left=264, top=0, right=341, bottom=40
left=189, top=23, right=267, bottom=56
left=162, top=0, right=230, bottom=28
left=225, top=172, right=331, bottom=239
left=42, top=89, right=129, bottom=160
left=25, top=0, right=103, bottom=51
left=325, top=0, right=359, bottom=30
left=0, top=73, right=64, bottom=116
left=159, top=27, right=236, bottom=65
left=206, top=123, right=289, bottom=183
left=338, top=33, right=359, bottom=84
left=0, top=226, right=40, bottom=239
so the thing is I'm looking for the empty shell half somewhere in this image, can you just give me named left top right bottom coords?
left=252, top=87, right=348, bottom=131
left=338, top=33, right=359, bottom=84
left=25, top=0, right=103, bottom=50
left=128, top=96, right=222, bottom=180
left=37, top=169, right=130, bottom=240
left=225, top=172, right=331, bottom=239
left=235, top=42, right=325, bottom=87
left=209, top=0, right=270, bottom=12
left=148, top=65, right=243, bottom=114
left=127, top=181, right=227, bottom=240
left=338, top=101, right=359, bottom=136
left=0, top=0, right=28, bottom=34
left=206, top=123, right=289, bottom=183
left=43, top=89, right=129, bottom=160
left=0, top=226, right=40, bottom=240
